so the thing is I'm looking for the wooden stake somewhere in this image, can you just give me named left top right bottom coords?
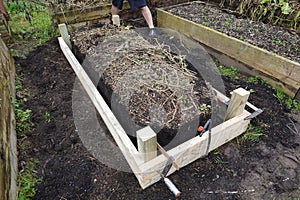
left=137, top=126, right=157, bottom=162
left=58, top=23, right=71, bottom=49
left=225, top=88, right=250, bottom=120
left=112, top=15, right=120, bottom=26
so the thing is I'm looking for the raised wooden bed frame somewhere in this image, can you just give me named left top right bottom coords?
left=58, top=24, right=258, bottom=188
left=157, top=2, right=300, bottom=100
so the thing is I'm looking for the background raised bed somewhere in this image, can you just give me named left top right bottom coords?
left=157, top=2, right=300, bottom=99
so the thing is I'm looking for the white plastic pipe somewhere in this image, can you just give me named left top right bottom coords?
left=164, top=177, right=181, bottom=198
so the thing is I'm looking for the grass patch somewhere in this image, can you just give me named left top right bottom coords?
left=13, top=74, right=39, bottom=199
left=217, top=65, right=238, bottom=79
left=17, top=158, right=40, bottom=200
left=12, top=75, right=33, bottom=135
left=44, top=111, right=51, bottom=123
left=6, top=1, right=57, bottom=45
left=247, top=76, right=261, bottom=84
left=241, top=124, right=263, bottom=143
left=274, top=89, right=300, bottom=112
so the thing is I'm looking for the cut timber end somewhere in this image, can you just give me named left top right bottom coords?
left=137, top=126, right=157, bottom=162
left=225, top=88, right=250, bottom=120
left=112, top=15, right=120, bottom=26
left=58, top=23, right=71, bottom=49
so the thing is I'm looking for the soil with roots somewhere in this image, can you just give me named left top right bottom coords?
left=16, top=13, right=300, bottom=200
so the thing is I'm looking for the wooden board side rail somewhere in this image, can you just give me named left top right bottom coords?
left=59, top=35, right=251, bottom=189
left=156, top=6, right=300, bottom=99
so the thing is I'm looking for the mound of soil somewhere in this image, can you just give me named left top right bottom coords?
left=168, top=1, right=300, bottom=63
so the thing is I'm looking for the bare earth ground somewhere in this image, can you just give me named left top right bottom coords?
left=15, top=4, right=300, bottom=200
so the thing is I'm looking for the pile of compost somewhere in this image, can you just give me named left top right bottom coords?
left=72, top=27, right=212, bottom=146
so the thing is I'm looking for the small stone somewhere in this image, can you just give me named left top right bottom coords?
left=62, top=114, right=67, bottom=119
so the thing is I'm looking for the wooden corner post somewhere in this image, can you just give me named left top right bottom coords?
left=225, top=88, right=250, bottom=120
left=137, top=126, right=157, bottom=162
left=58, top=23, right=71, bottom=49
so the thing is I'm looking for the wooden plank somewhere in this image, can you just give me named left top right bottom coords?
left=112, top=15, right=120, bottom=26
left=138, top=111, right=250, bottom=188
left=137, top=126, right=157, bottom=162
left=51, top=3, right=130, bottom=25
left=58, top=37, right=144, bottom=175
left=225, top=88, right=250, bottom=120
left=157, top=8, right=300, bottom=98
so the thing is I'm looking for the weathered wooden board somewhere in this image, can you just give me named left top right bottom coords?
left=0, top=36, right=17, bottom=200
left=51, top=3, right=131, bottom=25
left=0, top=13, right=12, bottom=43
left=157, top=7, right=300, bottom=98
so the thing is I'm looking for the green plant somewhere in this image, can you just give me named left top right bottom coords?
left=218, top=65, right=238, bottom=79
left=275, top=89, right=300, bottom=112
left=214, top=156, right=224, bottom=165
left=199, top=103, right=211, bottom=111
left=12, top=75, right=33, bottom=135
left=203, top=22, right=209, bottom=27
left=249, top=88, right=256, bottom=93
left=247, top=76, right=261, bottom=84
left=225, top=17, right=232, bottom=25
left=258, top=0, right=297, bottom=29
left=44, top=111, right=51, bottom=123
left=18, top=158, right=40, bottom=200
left=12, top=98, right=33, bottom=135
left=13, top=74, right=39, bottom=199
left=242, top=124, right=263, bottom=143
left=6, top=1, right=57, bottom=45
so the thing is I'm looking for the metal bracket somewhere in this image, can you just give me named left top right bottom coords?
left=161, top=156, right=175, bottom=178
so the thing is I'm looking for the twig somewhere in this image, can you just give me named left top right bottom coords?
left=286, top=117, right=299, bottom=135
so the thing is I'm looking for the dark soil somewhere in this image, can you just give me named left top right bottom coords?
left=16, top=6, right=300, bottom=200
left=168, top=1, right=300, bottom=63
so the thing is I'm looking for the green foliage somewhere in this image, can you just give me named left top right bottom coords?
left=275, top=89, right=300, bottom=112
left=219, top=0, right=299, bottom=30
left=14, top=76, right=39, bottom=199
left=12, top=98, right=33, bottom=135
left=242, top=124, right=263, bottom=143
left=18, top=159, right=40, bottom=200
left=256, top=0, right=298, bottom=29
left=12, top=75, right=33, bottom=135
left=247, top=76, right=261, bottom=84
left=6, top=1, right=57, bottom=44
left=217, top=65, right=238, bottom=79
left=199, top=103, right=211, bottom=111
left=44, top=111, right=51, bottom=123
